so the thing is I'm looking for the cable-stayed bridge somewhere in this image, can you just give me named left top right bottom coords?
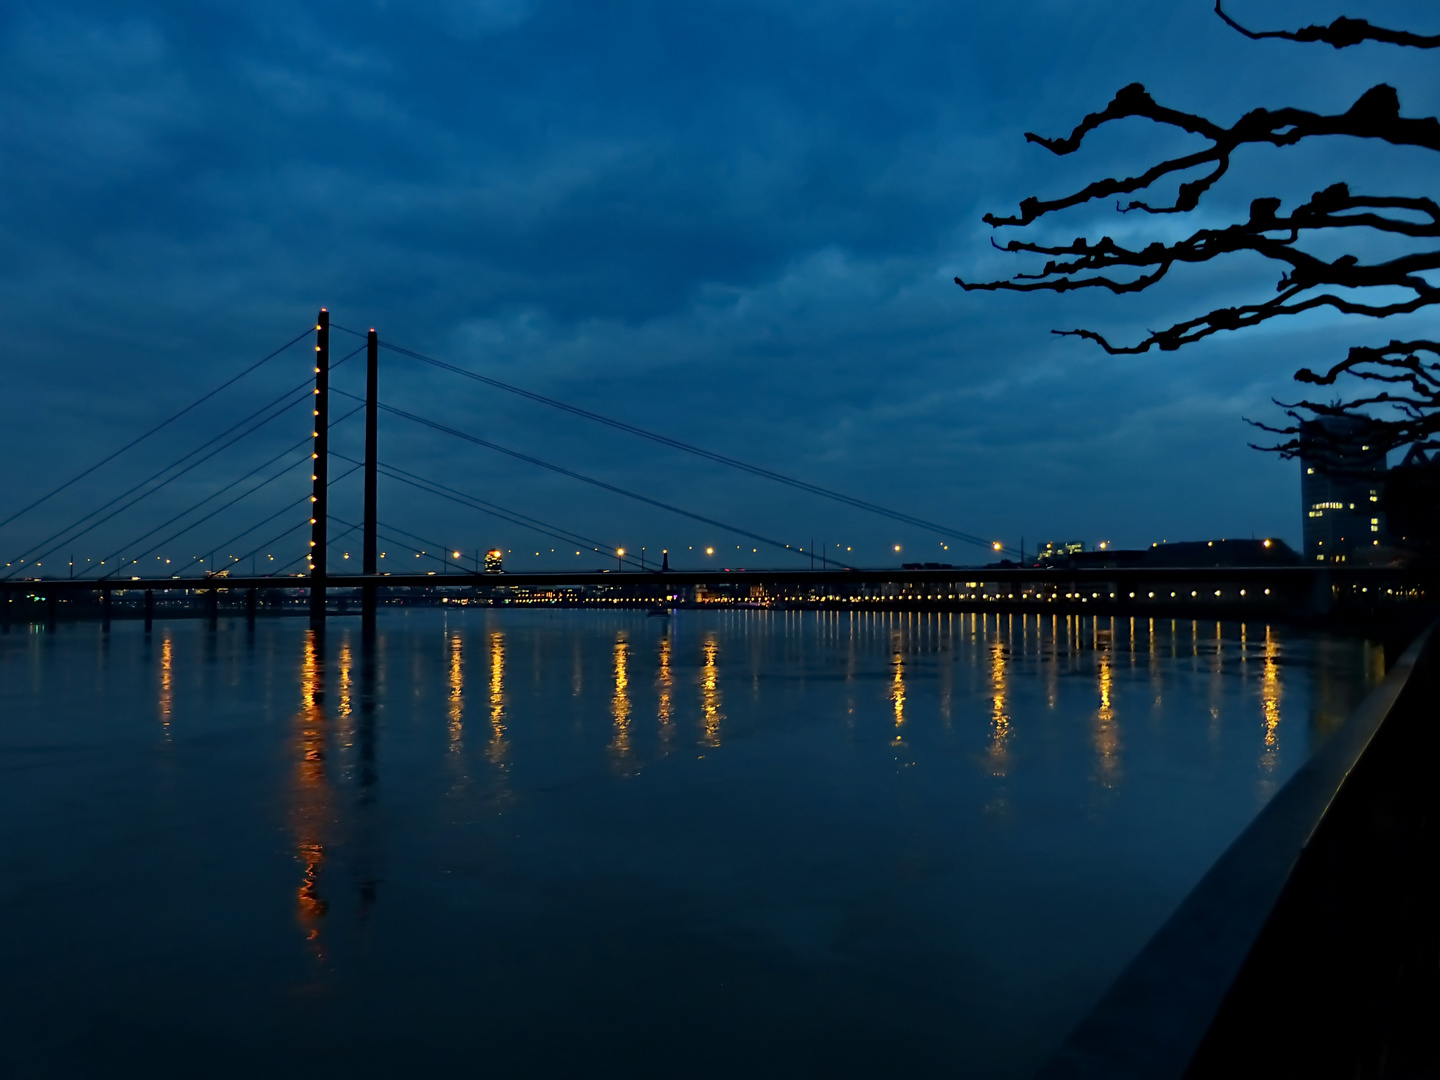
left=0, top=310, right=1423, bottom=631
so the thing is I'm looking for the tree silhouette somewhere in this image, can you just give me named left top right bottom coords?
left=958, top=2, right=1440, bottom=461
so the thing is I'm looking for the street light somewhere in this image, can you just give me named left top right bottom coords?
left=616, top=547, right=625, bottom=571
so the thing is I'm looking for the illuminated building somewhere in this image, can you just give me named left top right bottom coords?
left=1299, top=417, right=1386, bottom=564
left=484, top=548, right=503, bottom=573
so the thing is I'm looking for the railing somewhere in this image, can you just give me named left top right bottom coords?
left=1035, top=623, right=1438, bottom=1079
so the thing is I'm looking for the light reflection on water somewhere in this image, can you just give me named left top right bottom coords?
left=292, top=630, right=329, bottom=962
left=0, top=609, right=1387, bottom=1078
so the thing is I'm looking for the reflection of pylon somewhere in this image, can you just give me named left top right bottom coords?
left=661, top=550, right=670, bottom=572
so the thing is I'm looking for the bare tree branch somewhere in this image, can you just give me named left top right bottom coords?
left=1245, top=341, right=1440, bottom=457
left=982, top=83, right=1440, bottom=228
left=1215, top=2, right=1440, bottom=50
left=1055, top=291, right=1437, bottom=355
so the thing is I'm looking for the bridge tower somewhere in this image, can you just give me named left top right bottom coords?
left=309, top=309, right=329, bottom=627
left=362, top=327, right=379, bottom=637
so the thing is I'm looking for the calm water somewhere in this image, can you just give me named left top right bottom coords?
left=0, top=610, right=1384, bottom=1077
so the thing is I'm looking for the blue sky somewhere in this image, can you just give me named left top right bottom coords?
left=2, top=0, right=1437, bottom=574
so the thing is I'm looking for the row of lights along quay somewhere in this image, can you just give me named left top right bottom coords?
left=4, top=565, right=1431, bottom=636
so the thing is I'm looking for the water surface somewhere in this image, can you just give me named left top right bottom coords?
left=0, top=610, right=1384, bottom=1077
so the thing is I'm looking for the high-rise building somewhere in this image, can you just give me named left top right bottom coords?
left=1299, top=417, right=1386, bottom=563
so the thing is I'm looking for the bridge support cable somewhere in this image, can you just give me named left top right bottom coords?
left=331, top=324, right=1011, bottom=554
left=190, top=460, right=365, bottom=579
left=3, top=344, right=366, bottom=579
left=376, top=469, right=643, bottom=570
left=6, top=387, right=313, bottom=578
left=88, top=439, right=313, bottom=578
left=342, top=514, right=569, bottom=574
left=332, top=515, right=542, bottom=576
left=177, top=497, right=312, bottom=577
left=331, top=516, right=463, bottom=574
left=87, top=404, right=366, bottom=581
left=0, top=325, right=314, bottom=534
left=232, top=519, right=311, bottom=577
left=331, top=452, right=648, bottom=570
left=93, top=449, right=315, bottom=578
left=273, top=520, right=360, bottom=578
left=331, top=390, right=811, bottom=564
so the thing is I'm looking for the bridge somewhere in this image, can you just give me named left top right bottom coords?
left=1, top=309, right=1431, bottom=633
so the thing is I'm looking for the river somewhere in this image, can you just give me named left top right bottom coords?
left=0, top=609, right=1384, bottom=1077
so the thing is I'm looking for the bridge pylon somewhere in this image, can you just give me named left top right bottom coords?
left=362, top=327, right=378, bottom=637
left=309, top=308, right=329, bottom=628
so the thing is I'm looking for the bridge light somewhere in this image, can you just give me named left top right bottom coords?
left=895, top=545, right=902, bottom=552
left=705, top=547, right=714, bottom=555
left=453, top=551, right=461, bottom=559
left=991, top=542, right=1001, bottom=551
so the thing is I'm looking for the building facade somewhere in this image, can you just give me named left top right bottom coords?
left=1299, top=417, right=1386, bottom=563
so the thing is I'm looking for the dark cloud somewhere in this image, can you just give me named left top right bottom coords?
left=1, top=0, right=1437, bottom=573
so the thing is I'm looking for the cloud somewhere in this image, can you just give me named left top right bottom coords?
left=0, top=0, right=1434, bottom=567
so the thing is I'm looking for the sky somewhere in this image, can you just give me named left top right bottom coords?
left=2, top=0, right=1438, bottom=576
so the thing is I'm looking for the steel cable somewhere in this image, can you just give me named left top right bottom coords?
left=332, top=390, right=809, bottom=563
left=332, top=323, right=1010, bottom=554
left=0, top=325, right=313, bottom=533
left=5, top=345, right=364, bottom=579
